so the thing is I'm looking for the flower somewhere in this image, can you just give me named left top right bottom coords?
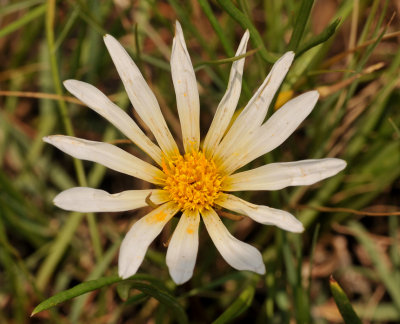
left=44, top=21, right=346, bottom=285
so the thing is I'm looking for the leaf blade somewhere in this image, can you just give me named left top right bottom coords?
left=32, top=275, right=122, bottom=316
left=128, top=282, right=188, bottom=324
left=212, top=285, right=255, bottom=324
left=329, top=276, right=362, bottom=324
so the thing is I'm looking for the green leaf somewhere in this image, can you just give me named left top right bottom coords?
left=184, top=272, right=247, bottom=298
left=212, top=285, right=255, bottom=324
left=288, top=0, right=315, bottom=51
left=31, top=275, right=122, bottom=316
left=216, top=0, right=277, bottom=63
left=329, top=276, right=362, bottom=324
left=0, top=4, right=46, bottom=38
left=125, top=292, right=149, bottom=306
left=0, top=0, right=44, bottom=17
left=127, top=282, right=188, bottom=324
left=198, top=0, right=234, bottom=57
left=388, top=117, right=400, bottom=138
left=194, top=49, right=259, bottom=71
left=296, top=18, right=341, bottom=57
left=348, top=221, right=400, bottom=312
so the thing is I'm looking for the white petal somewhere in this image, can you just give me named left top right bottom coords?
left=221, top=91, right=319, bottom=174
left=224, top=158, right=347, bottom=191
left=203, top=30, right=250, bottom=156
left=216, top=194, right=303, bottom=233
left=43, top=135, right=165, bottom=184
left=213, top=52, right=294, bottom=164
left=171, top=21, right=200, bottom=153
left=201, top=208, right=265, bottom=274
left=63, top=80, right=162, bottom=165
left=103, top=34, right=178, bottom=157
left=166, top=210, right=200, bottom=284
left=118, top=202, right=179, bottom=279
left=54, top=187, right=169, bottom=212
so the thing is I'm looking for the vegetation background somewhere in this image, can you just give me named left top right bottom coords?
left=0, top=0, right=399, bottom=323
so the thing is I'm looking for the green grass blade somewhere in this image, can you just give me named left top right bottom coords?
left=183, top=272, right=247, bottom=297
left=0, top=0, right=44, bottom=17
left=128, top=282, right=188, bottom=324
left=296, top=18, right=341, bottom=57
left=45, top=0, right=86, bottom=185
left=330, top=276, right=362, bottom=324
left=198, top=0, right=234, bottom=57
left=194, top=48, right=258, bottom=71
left=355, top=303, right=400, bottom=322
left=288, top=0, right=314, bottom=51
left=348, top=221, right=400, bottom=313
left=388, top=118, right=400, bottom=138
left=53, top=7, right=79, bottom=51
left=125, top=292, right=149, bottom=305
left=216, top=0, right=277, bottom=63
left=73, top=1, right=106, bottom=35
left=32, top=275, right=122, bottom=316
left=69, top=240, right=120, bottom=322
left=212, top=285, right=255, bottom=324
left=45, top=0, right=103, bottom=272
left=36, top=212, right=84, bottom=290
left=0, top=4, right=45, bottom=38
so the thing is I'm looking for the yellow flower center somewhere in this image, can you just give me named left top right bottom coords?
left=162, top=151, right=223, bottom=211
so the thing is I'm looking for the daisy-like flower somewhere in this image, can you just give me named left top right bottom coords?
left=44, top=21, right=346, bottom=284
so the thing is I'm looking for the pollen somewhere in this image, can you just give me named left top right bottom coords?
left=162, top=151, right=223, bottom=211
left=146, top=210, right=168, bottom=224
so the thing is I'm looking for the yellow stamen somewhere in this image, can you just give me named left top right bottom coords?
left=162, top=151, right=223, bottom=211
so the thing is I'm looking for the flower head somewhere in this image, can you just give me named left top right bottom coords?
left=45, top=21, right=346, bottom=284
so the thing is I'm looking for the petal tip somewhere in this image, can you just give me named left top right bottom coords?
left=286, top=218, right=305, bottom=233
left=118, top=264, right=136, bottom=279
left=42, top=136, right=52, bottom=144
left=255, top=263, right=266, bottom=275
left=276, top=51, right=295, bottom=67
left=294, top=223, right=305, bottom=233
left=311, top=89, right=320, bottom=99
left=338, top=159, right=347, bottom=170
left=242, top=29, right=250, bottom=41
left=171, top=271, right=192, bottom=285
left=52, top=193, right=61, bottom=207
left=118, top=269, right=130, bottom=280
left=103, top=34, right=117, bottom=47
left=175, top=20, right=182, bottom=32
left=63, top=79, right=78, bottom=91
left=285, top=51, right=295, bottom=60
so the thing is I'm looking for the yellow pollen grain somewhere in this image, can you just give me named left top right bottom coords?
left=146, top=210, right=168, bottom=224
left=162, top=151, right=223, bottom=212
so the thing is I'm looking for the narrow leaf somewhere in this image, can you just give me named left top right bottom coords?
left=0, top=4, right=45, bottom=38
left=198, top=0, right=234, bottom=57
left=288, top=0, right=315, bottom=51
left=128, top=282, right=188, bottom=324
left=329, top=275, right=362, bottom=324
left=125, top=292, right=149, bottom=305
left=216, top=0, right=277, bottom=63
left=212, top=285, right=255, bottom=324
left=32, top=275, right=122, bottom=316
left=194, top=49, right=258, bottom=71
left=297, top=18, right=341, bottom=57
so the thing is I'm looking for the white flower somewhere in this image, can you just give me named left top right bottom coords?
left=44, top=21, right=346, bottom=285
